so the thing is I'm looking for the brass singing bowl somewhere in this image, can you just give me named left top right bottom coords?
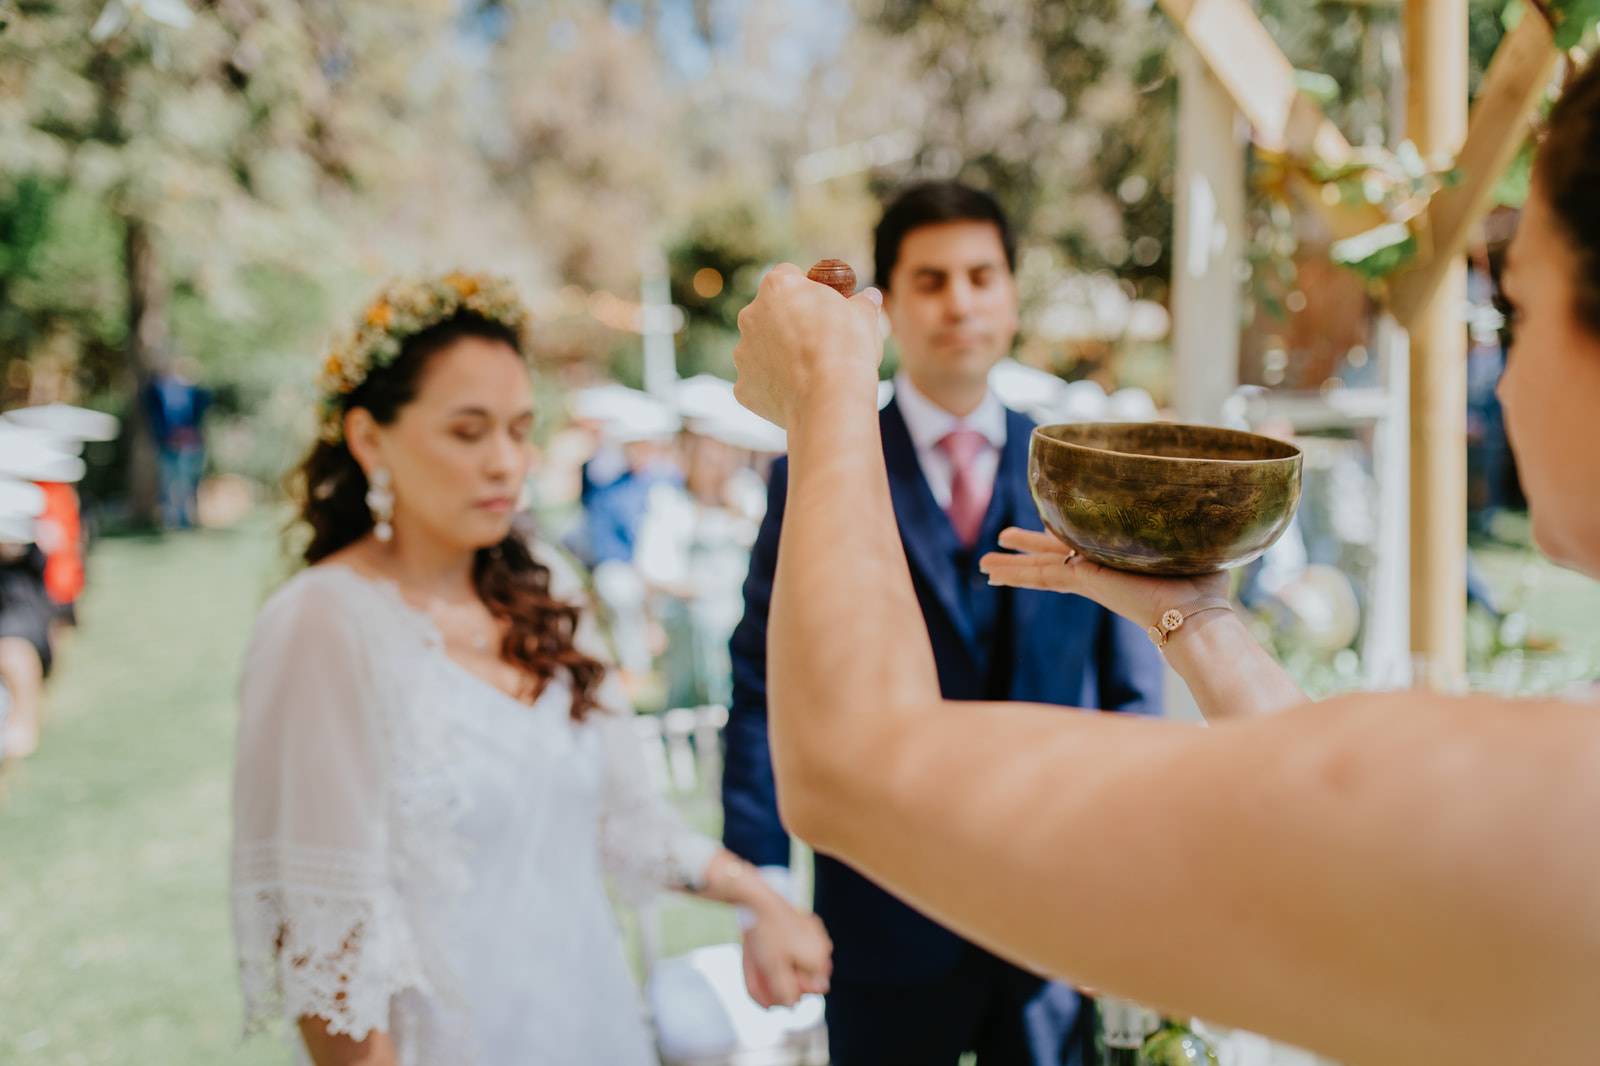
left=1028, top=422, right=1304, bottom=576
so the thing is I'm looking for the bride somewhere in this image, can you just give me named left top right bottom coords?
left=230, top=273, right=830, bottom=1066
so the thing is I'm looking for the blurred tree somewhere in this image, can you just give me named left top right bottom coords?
left=854, top=0, right=1512, bottom=346
left=0, top=0, right=464, bottom=522
left=857, top=0, right=1177, bottom=305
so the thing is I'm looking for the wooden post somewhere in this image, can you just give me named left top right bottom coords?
left=1155, top=0, right=1388, bottom=237
left=1403, top=0, right=1469, bottom=685
left=1171, top=43, right=1247, bottom=425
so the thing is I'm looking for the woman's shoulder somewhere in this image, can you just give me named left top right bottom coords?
left=252, top=562, right=380, bottom=648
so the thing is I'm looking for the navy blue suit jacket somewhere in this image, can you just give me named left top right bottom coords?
left=722, top=398, right=1165, bottom=983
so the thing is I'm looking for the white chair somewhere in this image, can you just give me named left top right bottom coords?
left=634, top=705, right=829, bottom=1066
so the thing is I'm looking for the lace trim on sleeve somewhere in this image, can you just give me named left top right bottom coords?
left=233, top=843, right=429, bottom=1041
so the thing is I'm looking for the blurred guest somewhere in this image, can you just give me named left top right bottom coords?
left=582, top=430, right=682, bottom=567
left=35, top=480, right=85, bottom=628
left=1467, top=257, right=1512, bottom=537
left=636, top=426, right=763, bottom=709
left=0, top=541, right=52, bottom=761
left=142, top=357, right=212, bottom=530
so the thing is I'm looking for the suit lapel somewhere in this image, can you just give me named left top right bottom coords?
left=880, top=401, right=980, bottom=659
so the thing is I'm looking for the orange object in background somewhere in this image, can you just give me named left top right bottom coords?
left=34, top=481, right=83, bottom=606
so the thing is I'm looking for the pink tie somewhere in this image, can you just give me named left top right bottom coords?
left=937, top=427, right=991, bottom=549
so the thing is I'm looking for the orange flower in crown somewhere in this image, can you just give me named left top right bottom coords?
left=317, top=272, right=531, bottom=443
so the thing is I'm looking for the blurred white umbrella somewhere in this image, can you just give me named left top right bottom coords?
left=1106, top=387, right=1158, bottom=422
left=988, top=360, right=1066, bottom=424
left=0, top=425, right=86, bottom=483
left=689, top=410, right=786, bottom=454
left=4, top=403, right=120, bottom=443
left=1058, top=380, right=1110, bottom=423
left=674, top=375, right=738, bottom=422
left=570, top=384, right=681, bottom=443
left=675, top=376, right=786, bottom=453
left=0, top=512, right=36, bottom=545
left=0, top=480, right=47, bottom=519
left=570, top=383, right=652, bottom=422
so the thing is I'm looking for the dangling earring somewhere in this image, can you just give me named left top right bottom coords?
left=366, top=467, right=395, bottom=543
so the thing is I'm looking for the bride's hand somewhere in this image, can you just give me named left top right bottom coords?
left=740, top=901, right=832, bottom=1008
left=979, top=527, right=1229, bottom=633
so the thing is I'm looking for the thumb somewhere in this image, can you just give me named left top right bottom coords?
left=850, top=287, right=890, bottom=343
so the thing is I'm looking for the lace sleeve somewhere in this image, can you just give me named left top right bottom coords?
left=231, top=575, right=426, bottom=1041
left=530, top=541, right=721, bottom=902
left=594, top=710, right=720, bottom=904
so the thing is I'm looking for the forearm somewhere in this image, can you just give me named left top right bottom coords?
left=298, top=1018, right=397, bottom=1066
left=767, top=372, right=941, bottom=809
left=1163, top=612, right=1308, bottom=720
left=684, top=848, right=789, bottom=916
left=805, top=692, right=1600, bottom=1065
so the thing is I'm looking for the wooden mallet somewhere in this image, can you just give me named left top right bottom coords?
left=807, top=259, right=856, bottom=298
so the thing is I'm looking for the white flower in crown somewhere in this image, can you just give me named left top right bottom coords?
left=317, top=272, right=531, bottom=443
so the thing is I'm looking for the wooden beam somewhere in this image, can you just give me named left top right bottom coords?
left=1390, top=12, right=1560, bottom=325
left=1158, top=0, right=1388, bottom=238
left=1157, top=0, right=1354, bottom=161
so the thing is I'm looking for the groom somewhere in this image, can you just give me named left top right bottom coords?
left=722, top=181, right=1165, bottom=1065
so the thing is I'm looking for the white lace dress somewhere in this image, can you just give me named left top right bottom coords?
left=231, top=558, right=718, bottom=1065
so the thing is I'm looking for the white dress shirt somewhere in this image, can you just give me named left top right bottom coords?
left=891, top=370, right=1008, bottom=510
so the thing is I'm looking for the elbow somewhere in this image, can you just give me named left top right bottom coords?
left=768, top=714, right=847, bottom=852
left=768, top=694, right=918, bottom=855
left=775, top=765, right=849, bottom=853
left=776, top=786, right=828, bottom=851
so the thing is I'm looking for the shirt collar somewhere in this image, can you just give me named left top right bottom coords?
left=893, top=370, right=1007, bottom=453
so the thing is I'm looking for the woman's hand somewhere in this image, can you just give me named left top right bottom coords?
left=731, top=264, right=883, bottom=429
left=980, top=527, right=1228, bottom=634
left=740, top=898, right=832, bottom=1009
left=981, top=527, right=1306, bottom=721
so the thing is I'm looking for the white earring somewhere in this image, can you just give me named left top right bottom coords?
left=366, top=467, right=394, bottom=543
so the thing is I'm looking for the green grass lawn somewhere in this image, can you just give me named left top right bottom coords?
left=0, top=517, right=735, bottom=1065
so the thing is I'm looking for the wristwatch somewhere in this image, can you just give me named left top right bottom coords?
left=1146, top=595, right=1232, bottom=648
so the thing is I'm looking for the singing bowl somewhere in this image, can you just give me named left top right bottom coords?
left=1028, top=422, right=1303, bottom=576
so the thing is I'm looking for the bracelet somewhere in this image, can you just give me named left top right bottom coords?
left=1146, top=595, right=1232, bottom=649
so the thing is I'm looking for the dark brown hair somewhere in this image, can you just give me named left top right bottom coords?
left=873, top=180, right=1016, bottom=290
left=289, top=312, right=607, bottom=719
left=1537, top=55, right=1600, bottom=335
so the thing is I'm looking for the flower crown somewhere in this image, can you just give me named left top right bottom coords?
left=318, top=272, right=532, bottom=443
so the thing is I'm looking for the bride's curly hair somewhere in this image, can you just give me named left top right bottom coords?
left=288, top=311, right=607, bottom=720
